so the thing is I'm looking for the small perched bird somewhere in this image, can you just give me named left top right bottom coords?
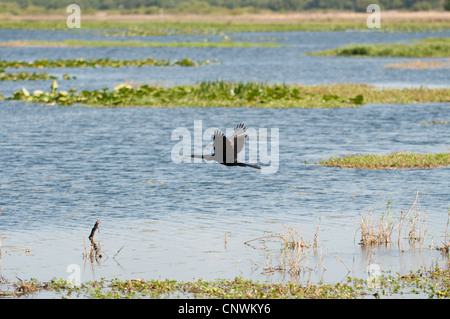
left=191, top=123, right=261, bottom=169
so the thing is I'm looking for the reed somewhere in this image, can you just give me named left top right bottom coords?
left=245, top=224, right=320, bottom=276
left=357, top=193, right=429, bottom=248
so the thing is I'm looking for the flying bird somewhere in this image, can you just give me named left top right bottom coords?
left=191, top=123, right=261, bottom=169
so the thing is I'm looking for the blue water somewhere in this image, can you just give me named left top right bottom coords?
left=0, top=29, right=449, bottom=291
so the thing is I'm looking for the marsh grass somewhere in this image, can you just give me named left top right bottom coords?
left=320, top=152, right=450, bottom=169
left=357, top=193, right=429, bottom=248
left=309, top=37, right=450, bottom=57
left=0, top=57, right=210, bottom=69
left=245, top=224, right=321, bottom=277
left=436, top=211, right=450, bottom=256
left=5, top=81, right=449, bottom=108
left=1, top=12, right=450, bottom=34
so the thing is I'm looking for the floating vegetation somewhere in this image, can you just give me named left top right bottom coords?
left=0, top=57, right=212, bottom=69
left=0, top=71, right=58, bottom=81
left=4, top=81, right=450, bottom=108
left=319, top=152, right=450, bottom=169
left=384, top=59, right=450, bottom=69
left=0, top=39, right=282, bottom=48
left=308, top=37, right=450, bottom=57
left=422, top=120, right=450, bottom=125
left=3, top=266, right=450, bottom=298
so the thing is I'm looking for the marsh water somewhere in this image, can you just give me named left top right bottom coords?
left=0, top=29, right=449, bottom=295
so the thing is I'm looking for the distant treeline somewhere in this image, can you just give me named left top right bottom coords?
left=2, top=0, right=450, bottom=12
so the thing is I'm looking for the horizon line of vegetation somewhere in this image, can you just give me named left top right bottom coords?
left=0, top=39, right=283, bottom=48
left=2, top=0, right=450, bottom=15
left=0, top=56, right=214, bottom=69
left=1, top=20, right=449, bottom=36
left=2, top=80, right=449, bottom=108
left=308, top=37, right=450, bottom=57
left=319, top=152, right=450, bottom=169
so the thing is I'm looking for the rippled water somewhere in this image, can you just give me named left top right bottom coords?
left=0, top=29, right=449, bottom=290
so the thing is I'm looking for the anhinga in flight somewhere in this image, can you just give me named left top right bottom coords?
left=191, top=123, right=261, bottom=170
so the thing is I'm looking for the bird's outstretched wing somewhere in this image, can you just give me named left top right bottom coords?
left=228, top=123, right=247, bottom=158
left=213, top=129, right=234, bottom=164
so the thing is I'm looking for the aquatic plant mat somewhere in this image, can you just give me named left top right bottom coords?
left=0, top=57, right=212, bottom=68
left=319, top=152, right=450, bottom=169
left=2, top=266, right=449, bottom=299
left=3, top=81, right=449, bottom=108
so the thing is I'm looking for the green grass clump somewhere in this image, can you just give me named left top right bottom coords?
left=4, top=81, right=450, bottom=108
left=0, top=57, right=211, bottom=69
left=319, top=152, right=450, bottom=169
left=0, top=39, right=282, bottom=48
left=308, top=37, right=450, bottom=57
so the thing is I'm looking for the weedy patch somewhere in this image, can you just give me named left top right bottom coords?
left=0, top=57, right=213, bottom=69
left=0, top=71, right=57, bottom=81
left=3, top=265, right=449, bottom=299
left=308, top=37, right=450, bottom=58
left=319, top=152, right=450, bottom=169
left=4, top=81, right=449, bottom=108
left=356, top=193, right=430, bottom=248
left=245, top=224, right=322, bottom=278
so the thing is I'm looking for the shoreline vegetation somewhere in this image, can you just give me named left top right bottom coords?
left=0, top=11, right=449, bottom=34
left=0, top=57, right=214, bottom=68
left=6, top=266, right=450, bottom=298
left=3, top=81, right=449, bottom=108
left=308, top=37, right=450, bottom=57
left=319, top=152, right=450, bottom=169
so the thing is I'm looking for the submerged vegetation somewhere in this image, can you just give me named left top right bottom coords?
left=4, top=81, right=450, bottom=108
left=319, top=152, right=450, bottom=169
left=308, top=37, right=450, bottom=57
left=0, top=57, right=212, bottom=69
